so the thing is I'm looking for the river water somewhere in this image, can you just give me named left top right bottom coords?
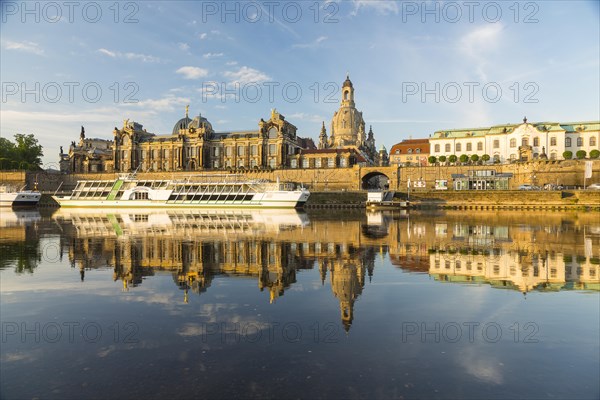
left=1, top=208, right=599, bottom=399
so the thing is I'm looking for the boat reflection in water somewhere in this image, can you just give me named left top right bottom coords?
left=45, top=209, right=600, bottom=332
left=2, top=208, right=599, bottom=399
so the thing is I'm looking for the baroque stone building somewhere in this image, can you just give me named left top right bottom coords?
left=59, top=76, right=384, bottom=173
left=316, top=75, right=381, bottom=164
left=430, top=118, right=600, bottom=163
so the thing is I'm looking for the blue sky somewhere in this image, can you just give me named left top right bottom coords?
left=1, top=0, right=599, bottom=166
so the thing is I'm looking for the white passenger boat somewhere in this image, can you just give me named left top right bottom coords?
left=0, top=186, right=41, bottom=207
left=52, top=174, right=310, bottom=209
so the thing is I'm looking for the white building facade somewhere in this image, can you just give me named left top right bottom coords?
left=430, top=119, right=599, bottom=163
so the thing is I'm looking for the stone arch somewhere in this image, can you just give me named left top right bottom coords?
left=361, top=171, right=389, bottom=190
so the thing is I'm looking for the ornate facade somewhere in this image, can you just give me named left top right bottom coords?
left=61, top=108, right=307, bottom=173
left=317, top=75, right=382, bottom=165
left=60, top=76, right=384, bottom=173
left=430, top=118, right=600, bottom=163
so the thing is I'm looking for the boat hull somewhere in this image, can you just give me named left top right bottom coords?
left=0, top=192, right=41, bottom=208
left=52, top=190, right=310, bottom=209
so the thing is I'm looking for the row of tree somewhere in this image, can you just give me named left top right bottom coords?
left=428, top=150, right=600, bottom=165
left=0, top=134, right=44, bottom=170
left=428, top=154, right=491, bottom=165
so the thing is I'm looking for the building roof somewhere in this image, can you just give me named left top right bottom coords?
left=432, top=120, right=600, bottom=139
left=390, top=138, right=430, bottom=155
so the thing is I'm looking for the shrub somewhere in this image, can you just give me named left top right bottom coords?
left=563, top=151, right=573, bottom=160
left=448, top=155, right=457, bottom=163
left=439, top=155, right=447, bottom=163
left=428, top=156, right=437, bottom=164
left=590, top=149, right=600, bottom=159
left=471, top=154, right=480, bottom=162
left=482, top=154, right=490, bottom=162
left=459, top=154, right=469, bottom=163
left=576, top=150, right=587, bottom=159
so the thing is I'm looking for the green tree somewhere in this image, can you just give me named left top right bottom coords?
left=481, top=154, right=490, bottom=162
left=448, top=154, right=458, bottom=163
left=590, top=149, right=600, bottom=159
left=438, top=155, right=447, bottom=163
left=0, top=134, right=43, bottom=170
left=471, top=154, right=479, bottom=163
left=576, top=150, right=587, bottom=159
left=562, top=151, right=573, bottom=160
left=428, top=156, right=437, bottom=164
left=459, top=154, right=469, bottom=164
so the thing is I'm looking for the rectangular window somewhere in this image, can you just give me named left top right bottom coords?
left=533, top=137, right=539, bottom=146
left=466, top=143, right=472, bottom=151
left=550, top=137, right=557, bottom=146
left=225, top=147, right=232, bottom=156
left=435, top=144, right=440, bottom=152
left=577, top=137, right=583, bottom=147
left=250, top=145, right=257, bottom=155
left=445, top=143, right=451, bottom=152
left=269, top=144, right=277, bottom=155
left=315, top=158, right=321, bottom=168
left=269, top=158, right=276, bottom=168
left=456, top=143, right=462, bottom=152
left=290, top=159, right=297, bottom=168
left=301, top=158, right=309, bottom=168
left=238, top=146, right=245, bottom=156
left=493, top=140, right=499, bottom=149
left=477, top=142, right=483, bottom=151
left=250, top=159, right=257, bottom=168
left=328, top=158, right=335, bottom=167
left=340, top=158, right=347, bottom=167
left=565, top=137, right=571, bottom=147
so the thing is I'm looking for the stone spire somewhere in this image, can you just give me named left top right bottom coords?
left=318, top=121, right=328, bottom=149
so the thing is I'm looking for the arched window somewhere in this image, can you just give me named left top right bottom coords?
left=477, top=142, right=483, bottom=151
left=522, top=138, right=528, bottom=147
left=591, top=137, right=597, bottom=146
left=533, top=137, right=539, bottom=146
left=416, top=148, right=421, bottom=153
left=550, top=137, right=557, bottom=146
left=408, top=148, right=413, bottom=153
left=565, top=137, right=571, bottom=147
left=510, top=138, right=517, bottom=148
left=344, top=90, right=349, bottom=100
left=577, top=137, right=583, bottom=146
left=435, top=144, right=440, bottom=152
left=456, top=143, right=462, bottom=152
left=445, top=143, right=451, bottom=152
left=466, top=143, right=472, bottom=151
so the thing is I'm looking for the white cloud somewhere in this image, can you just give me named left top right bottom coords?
left=223, top=66, right=271, bottom=84
left=130, top=95, right=191, bottom=112
left=2, top=40, right=45, bottom=55
left=203, top=52, right=224, bottom=59
left=97, top=48, right=161, bottom=63
left=176, top=66, right=209, bottom=79
left=460, top=24, right=504, bottom=81
left=178, top=42, right=190, bottom=52
left=351, top=0, right=399, bottom=15
left=97, top=48, right=117, bottom=57
left=225, top=61, right=238, bottom=66
left=199, top=33, right=208, bottom=40
left=293, top=36, right=327, bottom=49
left=288, top=112, right=326, bottom=123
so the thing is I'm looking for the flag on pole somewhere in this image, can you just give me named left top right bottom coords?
left=584, top=161, right=593, bottom=179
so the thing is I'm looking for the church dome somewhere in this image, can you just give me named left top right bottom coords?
left=188, top=114, right=213, bottom=132
left=172, top=116, right=192, bottom=134
left=342, top=75, right=353, bottom=88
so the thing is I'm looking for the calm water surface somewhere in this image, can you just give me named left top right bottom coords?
left=1, top=208, right=599, bottom=399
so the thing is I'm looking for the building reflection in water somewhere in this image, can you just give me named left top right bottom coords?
left=5, top=208, right=596, bottom=332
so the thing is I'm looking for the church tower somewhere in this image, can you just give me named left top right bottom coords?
left=318, top=121, right=328, bottom=149
left=330, top=75, right=365, bottom=148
